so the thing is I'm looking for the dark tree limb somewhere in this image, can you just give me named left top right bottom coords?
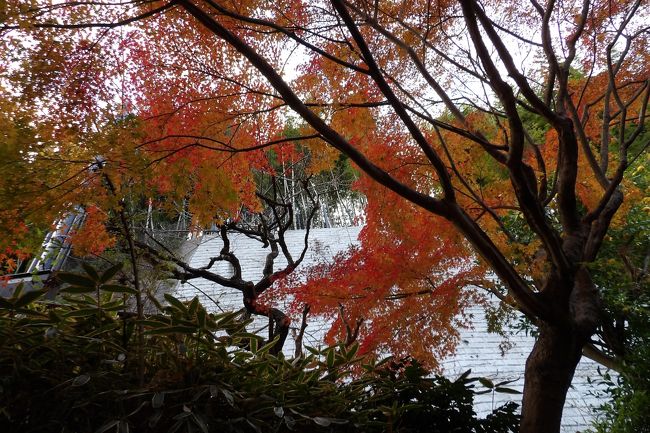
left=293, top=304, right=311, bottom=359
left=338, top=303, right=363, bottom=347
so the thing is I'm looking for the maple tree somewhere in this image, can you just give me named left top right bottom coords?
left=278, top=166, right=485, bottom=368
left=1, top=1, right=649, bottom=432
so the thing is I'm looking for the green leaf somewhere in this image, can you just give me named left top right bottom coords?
left=245, top=419, right=262, bottom=433
left=138, top=319, right=170, bottom=328
left=61, top=286, right=96, bottom=294
left=57, top=272, right=96, bottom=288
left=313, top=417, right=348, bottom=426
left=495, top=378, right=518, bottom=387
left=152, top=392, right=165, bottom=409
left=11, top=282, right=24, bottom=299
left=14, top=307, right=47, bottom=317
left=284, top=415, right=296, bottom=430
left=326, top=349, right=335, bottom=368
left=127, top=401, right=147, bottom=417
left=100, top=284, right=138, bottom=295
left=13, top=289, right=47, bottom=308
left=103, top=303, right=127, bottom=312
left=95, top=420, right=119, bottom=433
left=118, top=420, right=130, bottom=433
left=148, top=411, right=163, bottom=428
left=64, top=308, right=102, bottom=318
left=346, top=342, right=359, bottom=360
left=478, top=377, right=494, bottom=389
left=60, top=294, right=95, bottom=305
left=48, top=309, right=62, bottom=322
left=188, top=296, right=199, bottom=317
left=256, top=335, right=279, bottom=356
left=164, top=294, right=188, bottom=314
left=0, top=297, right=14, bottom=309
left=221, top=389, right=235, bottom=407
left=495, top=386, right=522, bottom=394
left=82, top=263, right=100, bottom=281
left=100, top=263, right=123, bottom=283
left=87, top=323, right=121, bottom=337
left=145, top=325, right=197, bottom=335
left=305, top=346, right=320, bottom=355
left=168, top=419, right=184, bottom=433
left=102, top=300, right=124, bottom=309
left=191, top=413, right=209, bottom=433
left=72, top=374, right=90, bottom=387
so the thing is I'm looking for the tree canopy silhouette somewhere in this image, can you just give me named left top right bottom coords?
left=1, top=1, right=648, bottom=431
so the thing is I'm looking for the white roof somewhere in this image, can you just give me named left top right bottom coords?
left=175, top=226, right=607, bottom=432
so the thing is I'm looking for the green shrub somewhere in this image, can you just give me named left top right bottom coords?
left=0, top=265, right=519, bottom=432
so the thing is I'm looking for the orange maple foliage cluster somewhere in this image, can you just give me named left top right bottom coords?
left=67, top=205, right=116, bottom=257
left=278, top=190, right=484, bottom=368
left=276, top=122, right=489, bottom=368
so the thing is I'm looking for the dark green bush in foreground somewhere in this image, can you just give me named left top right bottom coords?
left=0, top=266, right=519, bottom=432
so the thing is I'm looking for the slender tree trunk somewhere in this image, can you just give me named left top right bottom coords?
left=290, top=159, right=297, bottom=230
left=321, top=202, right=331, bottom=228
left=520, top=323, right=584, bottom=433
left=299, top=187, right=310, bottom=230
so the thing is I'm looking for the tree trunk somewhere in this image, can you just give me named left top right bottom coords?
left=520, top=323, right=584, bottom=433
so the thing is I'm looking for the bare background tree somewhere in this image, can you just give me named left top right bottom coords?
left=139, top=179, right=319, bottom=354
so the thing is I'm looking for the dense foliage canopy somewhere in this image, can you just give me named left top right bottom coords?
left=1, top=1, right=648, bottom=432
